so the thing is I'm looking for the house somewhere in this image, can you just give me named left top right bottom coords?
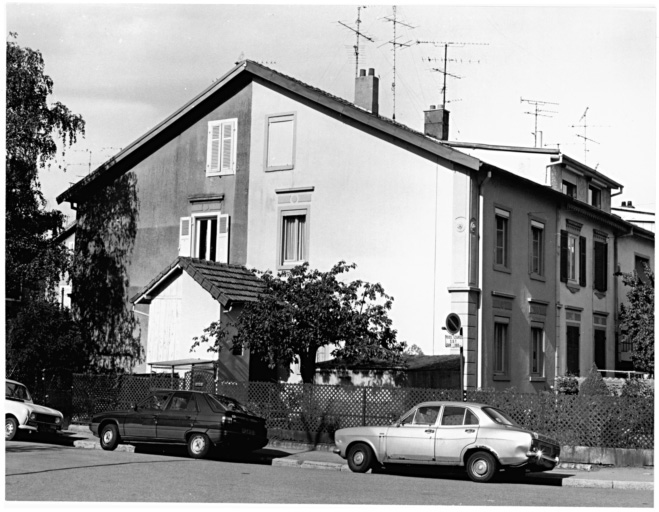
left=58, top=60, right=653, bottom=389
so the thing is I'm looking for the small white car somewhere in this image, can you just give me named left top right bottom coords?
left=5, top=379, right=63, bottom=440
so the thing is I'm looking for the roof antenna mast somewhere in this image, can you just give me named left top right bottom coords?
left=381, top=5, right=415, bottom=121
left=570, top=107, right=602, bottom=164
left=520, top=97, right=559, bottom=148
left=338, top=6, right=375, bottom=78
left=418, top=41, right=487, bottom=110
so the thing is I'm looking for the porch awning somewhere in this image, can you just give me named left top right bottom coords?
left=148, top=358, right=215, bottom=371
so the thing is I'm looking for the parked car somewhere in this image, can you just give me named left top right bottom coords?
left=5, top=379, right=64, bottom=440
left=333, top=401, right=560, bottom=483
left=90, top=389, right=268, bottom=459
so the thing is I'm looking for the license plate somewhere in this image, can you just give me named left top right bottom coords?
left=242, top=428, right=255, bottom=436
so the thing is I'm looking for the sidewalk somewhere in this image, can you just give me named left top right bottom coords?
left=64, top=425, right=654, bottom=490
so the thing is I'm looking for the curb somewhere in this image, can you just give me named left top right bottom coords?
left=68, top=430, right=652, bottom=491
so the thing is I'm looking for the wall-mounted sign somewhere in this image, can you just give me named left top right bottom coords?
left=445, top=313, right=462, bottom=335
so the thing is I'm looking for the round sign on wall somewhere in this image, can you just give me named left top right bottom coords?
left=445, top=313, right=462, bottom=335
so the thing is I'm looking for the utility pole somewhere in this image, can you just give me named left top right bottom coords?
left=521, top=97, right=559, bottom=148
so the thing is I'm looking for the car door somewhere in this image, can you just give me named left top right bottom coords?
left=384, top=405, right=441, bottom=462
left=122, top=391, right=172, bottom=440
left=156, top=392, right=198, bottom=441
left=434, top=405, right=479, bottom=463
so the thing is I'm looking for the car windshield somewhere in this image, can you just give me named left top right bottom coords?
left=207, top=394, right=252, bottom=414
left=6, top=382, right=32, bottom=402
left=482, top=407, right=519, bottom=426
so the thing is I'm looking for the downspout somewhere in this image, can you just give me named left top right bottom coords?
left=555, top=209, right=562, bottom=385
left=477, top=170, right=491, bottom=390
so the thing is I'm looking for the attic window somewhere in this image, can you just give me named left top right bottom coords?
left=562, top=180, right=577, bottom=199
left=588, top=185, right=602, bottom=209
left=206, top=119, right=237, bottom=176
left=265, top=113, right=296, bottom=171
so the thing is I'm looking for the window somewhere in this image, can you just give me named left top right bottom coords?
left=560, top=230, right=586, bottom=286
left=530, top=220, right=545, bottom=277
left=594, top=329, right=606, bottom=370
left=562, top=180, right=576, bottom=198
left=179, top=214, right=230, bottom=263
left=266, top=113, right=296, bottom=171
left=206, top=119, right=237, bottom=176
left=530, top=326, right=544, bottom=377
left=588, top=185, right=602, bottom=209
left=594, top=236, right=608, bottom=292
left=139, top=392, right=172, bottom=411
left=279, top=208, right=309, bottom=268
left=441, top=406, right=468, bottom=426
left=494, top=208, right=510, bottom=269
left=415, top=406, right=440, bottom=425
left=635, top=255, right=651, bottom=284
left=566, top=324, right=580, bottom=376
left=493, top=319, right=509, bottom=377
left=231, top=343, right=243, bottom=356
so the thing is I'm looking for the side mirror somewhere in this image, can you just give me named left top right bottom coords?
left=131, top=403, right=138, bottom=411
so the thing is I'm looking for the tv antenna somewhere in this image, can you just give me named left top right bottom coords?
left=521, top=97, right=559, bottom=148
left=338, top=6, right=375, bottom=78
left=380, top=5, right=416, bottom=121
left=418, top=41, right=486, bottom=110
left=570, top=107, right=608, bottom=164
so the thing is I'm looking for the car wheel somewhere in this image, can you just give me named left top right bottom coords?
left=187, top=433, right=211, bottom=459
left=99, top=423, right=120, bottom=451
left=347, top=442, right=375, bottom=473
left=5, top=417, right=18, bottom=441
left=466, top=451, right=498, bottom=483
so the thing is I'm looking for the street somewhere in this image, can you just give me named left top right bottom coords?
left=5, top=437, right=653, bottom=508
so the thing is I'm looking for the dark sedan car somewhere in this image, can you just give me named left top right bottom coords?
left=90, top=390, right=268, bottom=459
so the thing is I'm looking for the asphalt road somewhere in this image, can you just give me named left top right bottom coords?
left=5, top=438, right=654, bottom=508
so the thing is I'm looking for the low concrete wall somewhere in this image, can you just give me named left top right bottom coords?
left=562, top=446, right=653, bottom=467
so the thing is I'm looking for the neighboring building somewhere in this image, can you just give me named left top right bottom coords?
left=57, top=60, right=653, bottom=390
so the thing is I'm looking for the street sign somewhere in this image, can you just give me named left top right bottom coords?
left=445, top=335, right=463, bottom=348
left=445, top=313, right=462, bottom=335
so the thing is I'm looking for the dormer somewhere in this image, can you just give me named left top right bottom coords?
left=547, top=154, right=623, bottom=214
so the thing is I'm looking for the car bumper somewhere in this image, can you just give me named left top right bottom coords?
left=524, top=451, right=560, bottom=470
left=21, top=422, right=62, bottom=433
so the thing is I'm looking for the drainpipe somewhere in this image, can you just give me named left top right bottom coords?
left=477, top=170, right=491, bottom=390
left=555, top=209, right=562, bottom=385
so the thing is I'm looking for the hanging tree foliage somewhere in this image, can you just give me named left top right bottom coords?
left=192, top=261, right=407, bottom=383
left=6, top=33, right=85, bottom=300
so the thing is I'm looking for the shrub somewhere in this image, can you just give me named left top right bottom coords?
left=555, top=374, right=580, bottom=395
left=621, top=378, right=654, bottom=399
left=580, top=363, right=611, bottom=396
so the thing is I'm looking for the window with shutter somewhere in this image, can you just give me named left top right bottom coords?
left=579, top=236, right=587, bottom=287
left=560, top=230, right=568, bottom=282
left=179, top=217, right=191, bottom=257
left=217, top=214, right=230, bottom=263
left=266, top=113, right=296, bottom=171
left=206, top=119, right=237, bottom=176
left=594, top=240, right=608, bottom=292
left=494, top=207, right=510, bottom=271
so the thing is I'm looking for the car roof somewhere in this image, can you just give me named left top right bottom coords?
left=416, top=401, right=491, bottom=409
left=5, top=379, right=25, bottom=386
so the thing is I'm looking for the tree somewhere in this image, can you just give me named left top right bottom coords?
left=6, top=33, right=85, bottom=301
left=619, top=264, right=654, bottom=375
left=193, top=262, right=407, bottom=383
left=579, top=363, right=610, bottom=396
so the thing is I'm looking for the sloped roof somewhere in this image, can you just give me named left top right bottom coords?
left=57, top=60, right=479, bottom=204
left=131, top=257, right=264, bottom=307
left=316, top=354, right=460, bottom=372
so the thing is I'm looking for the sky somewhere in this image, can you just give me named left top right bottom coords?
left=5, top=3, right=657, bottom=224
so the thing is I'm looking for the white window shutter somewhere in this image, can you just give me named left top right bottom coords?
left=179, top=217, right=191, bottom=257
left=217, top=214, right=230, bottom=263
left=206, top=122, right=221, bottom=175
left=220, top=120, right=236, bottom=173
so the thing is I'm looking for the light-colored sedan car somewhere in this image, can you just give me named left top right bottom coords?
left=5, top=379, right=64, bottom=440
left=333, top=401, right=560, bottom=483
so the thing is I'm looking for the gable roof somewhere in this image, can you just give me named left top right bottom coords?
left=131, top=257, right=264, bottom=307
left=57, top=60, right=479, bottom=204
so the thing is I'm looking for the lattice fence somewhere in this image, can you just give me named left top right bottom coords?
left=70, top=375, right=653, bottom=449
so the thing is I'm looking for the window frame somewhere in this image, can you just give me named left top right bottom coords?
left=529, top=219, right=545, bottom=279
left=529, top=323, right=545, bottom=379
left=493, top=316, right=510, bottom=380
left=562, top=180, right=577, bottom=199
left=593, top=234, right=608, bottom=293
left=494, top=207, right=511, bottom=272
left=206, top=118, right=237, bottom=177
left=277, top=206, right=310, bottom=270
left=588, top=185, right=602, bottom=209
left=265, top=112, right=297, bottom=172
left=188, top=212, right=230, bottom=263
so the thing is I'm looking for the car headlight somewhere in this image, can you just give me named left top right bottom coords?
left=30, top=413, right=37, bottom=420
left=55, top=417, right=61, bottom=424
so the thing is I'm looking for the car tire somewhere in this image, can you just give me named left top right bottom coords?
left=99, top=423, right=120, bottom=451
left=187, top=433, right=211, bottom=459
left=5, top=417, right=18, bottom=441
left=347, top=442, right=376, bottom=473
left=466, top=451, right=498, bottom=483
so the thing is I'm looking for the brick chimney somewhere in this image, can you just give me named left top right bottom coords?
left=424, top=105, right=450, bottom=141
left=355, top=68, right=379, bottom=115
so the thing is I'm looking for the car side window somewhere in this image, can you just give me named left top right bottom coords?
left=140, top=392, right=171, bottom=411
left=441, top=406, right=466, bottom=426
left=465, top=409, right=479, bottom=425
left=167, top=393, right=196, bottom=412
left=400, top=411, right=415, bottom=425
left=413, top=406, right=440, bottom=425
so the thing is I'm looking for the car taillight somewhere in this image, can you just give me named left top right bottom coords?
left=221, top=416, right=233, bottom=425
